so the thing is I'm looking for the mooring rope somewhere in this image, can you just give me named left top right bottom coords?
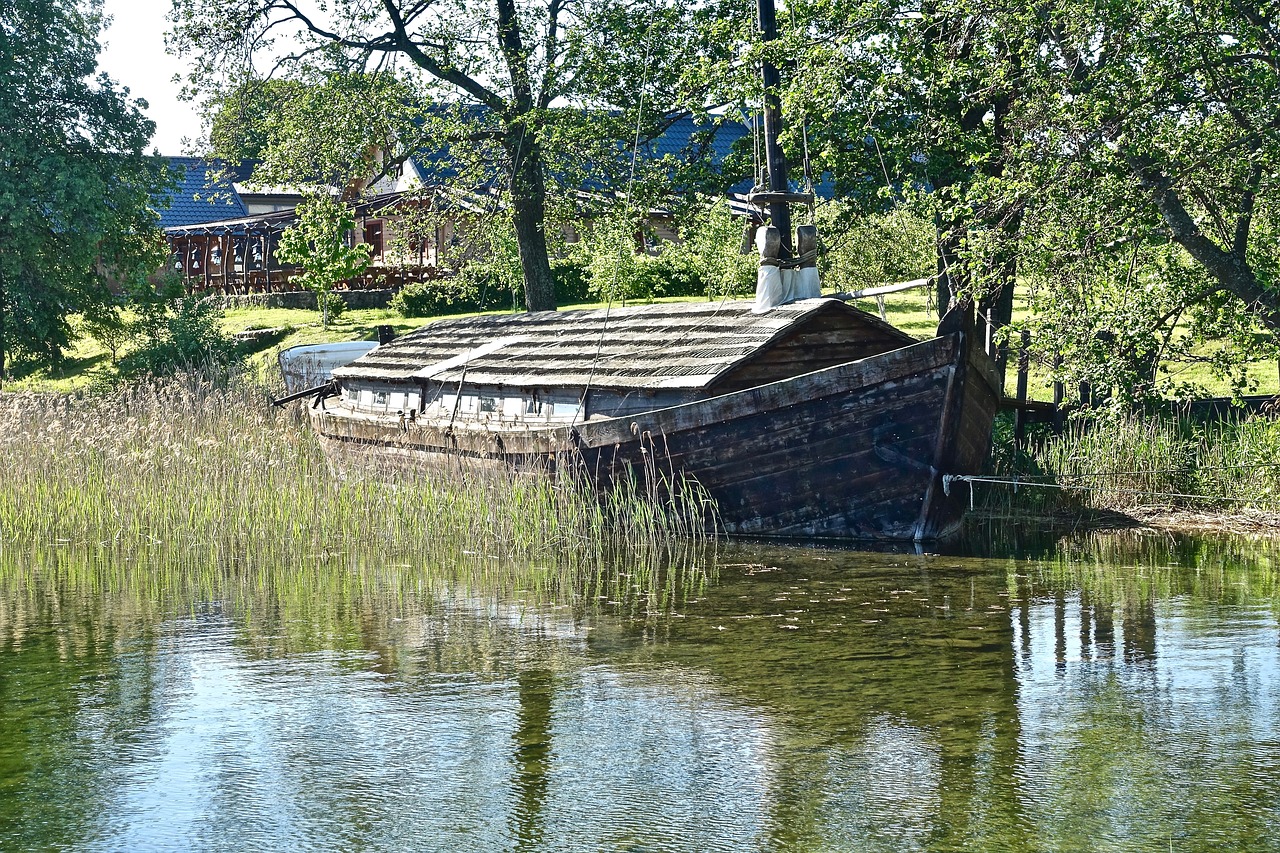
left=996, top=461, right=1280, bottom=481
left=942, top=473, right=1273, bottom=510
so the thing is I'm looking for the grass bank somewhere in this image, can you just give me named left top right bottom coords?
left=0, top=378, right=715, bottom=604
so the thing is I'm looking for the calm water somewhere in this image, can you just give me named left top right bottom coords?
left=1, top=532, right=1278, bottom=851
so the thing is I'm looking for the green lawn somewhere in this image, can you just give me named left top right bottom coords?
left=7, top=288, right=1277, bottom=400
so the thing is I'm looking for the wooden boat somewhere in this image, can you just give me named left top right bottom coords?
left=308, top=297, right=1000, bottom=542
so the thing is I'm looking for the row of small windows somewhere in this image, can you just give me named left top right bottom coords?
left=348, top=387, right=570, bottom=419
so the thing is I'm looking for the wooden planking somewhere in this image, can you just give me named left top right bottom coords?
left=578, top=334, right=958, bottom=447
left=581, top=349, right=958, bottom=539
left=712, top=310, right=917, bottom=393
left=334, top=297, right=914, bottom=391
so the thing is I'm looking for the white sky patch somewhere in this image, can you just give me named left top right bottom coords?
left=99, top=0, right=203, bottom=155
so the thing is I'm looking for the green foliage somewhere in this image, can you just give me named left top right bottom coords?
left=577, top=203, right=747, bottom=304
left=208, top=78, right=307, bottom=162
left=317, top=291, right=346, bottom=323
left=169, top=0, right=726, bottom=312
left=0, top=0, right=173, bottom=382
left=250, top=72, right=426, bottom=192
left=391, top=280, right=472, bottom=318
left=79, top=304, right=131, bottom=365
left=0, top=380, right=714, bottom=562
left=275, top=194, right=370, bottom=328
left=550, top=257, right=591, bottom=305
left=583, top=213, right=648, bottom=302
left=664, top=200, right=756, bottom=299
left=117, top=297, right=244, bottom=380
left=815, top=200, right=935, bottom=292
left=988, top=410, right=1280, bottom=514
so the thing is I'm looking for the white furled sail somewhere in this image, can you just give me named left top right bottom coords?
left=753, top=225, right=787, bottom=313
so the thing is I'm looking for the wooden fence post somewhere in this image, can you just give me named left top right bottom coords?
left=1015, top=329, right=1030, bottom=447
left=1052, top=352, right=1065, bottom=433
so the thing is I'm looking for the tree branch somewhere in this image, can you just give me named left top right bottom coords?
left=1126, top=149, right=1280, bottom=330
left=380, top=0, right=505, bottom=111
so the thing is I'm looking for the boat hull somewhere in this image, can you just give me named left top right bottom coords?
left=310, top=332, right=999, bottom=542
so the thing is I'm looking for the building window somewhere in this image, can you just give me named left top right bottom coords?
left=364, top=221, right=384, bottom=258
left=479, top=396, right=496, bottom=413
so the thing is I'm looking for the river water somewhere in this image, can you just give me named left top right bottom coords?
left=1, top=531, right=1277, bottom=851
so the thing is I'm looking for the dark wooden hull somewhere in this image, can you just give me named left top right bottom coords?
left=311, top=331, right=999, bottom=542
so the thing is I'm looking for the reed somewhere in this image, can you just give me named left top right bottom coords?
left=0, top=378, right=716, bottom=605
left=983, top=410, right=1280, bottom=515
left=0, top=540, right=715, bottom=658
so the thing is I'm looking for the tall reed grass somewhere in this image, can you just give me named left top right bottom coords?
left=985, top=410, right=1280, bottom=515
left=0, top=377, right=716, bottom=607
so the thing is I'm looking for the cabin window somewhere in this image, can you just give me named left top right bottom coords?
left=374, top=391, right=388, bottom=406
left=479, top=396, right=497, bottom=414
left=345, top=388, right=357, bottom=401
left=525, top=393, right=541, bottom=415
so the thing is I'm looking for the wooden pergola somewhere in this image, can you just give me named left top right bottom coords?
left=162, top=191, right=452, bottom=294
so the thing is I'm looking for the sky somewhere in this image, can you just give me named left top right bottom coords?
left=98, top=0, right=204, bottom=155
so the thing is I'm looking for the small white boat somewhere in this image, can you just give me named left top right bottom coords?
left=278, top=341, right=379, bottom=394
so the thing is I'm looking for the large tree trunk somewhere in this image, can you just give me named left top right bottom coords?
left=507, top=131, right=557, bottom=312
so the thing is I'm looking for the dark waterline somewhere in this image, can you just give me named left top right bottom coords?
left=1, top=532, right=1277, bottom=851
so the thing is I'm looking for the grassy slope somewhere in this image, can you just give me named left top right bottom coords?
left=9, top=288, right=1276, bottom=398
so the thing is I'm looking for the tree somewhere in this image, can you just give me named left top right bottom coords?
left=0, top=0, right=172, bottom=385
left=780, top=0, right=1280, bottom=398
left=760, top=0, right=1032, bottom=359
left=168, top=0, right=713, bottom=312
left=209, top=78, right=307, bottom=162
left=275, top=193, right=371, bottom=329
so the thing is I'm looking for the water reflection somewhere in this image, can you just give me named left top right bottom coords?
left=0, top=533, right=1277, bottom=851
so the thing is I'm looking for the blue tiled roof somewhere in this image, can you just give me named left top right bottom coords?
left=640, top=114, right=750, bottom=188
left=155, top=157, right=248, bottom=228
left=408, top=109, right=832, bottom=200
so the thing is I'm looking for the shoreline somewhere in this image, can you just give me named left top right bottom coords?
left=966, top=507, right=1280, bottom=537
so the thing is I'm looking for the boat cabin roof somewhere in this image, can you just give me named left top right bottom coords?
left=333, top=297, right=918, bottom=391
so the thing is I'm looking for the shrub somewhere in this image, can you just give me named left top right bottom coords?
left=551, top=256, right=591, bottom=305
left=390, top=278, right=487, bottom=318
left=118, top=297, right=244, bottom=380
left=318, top=291, right=347, bottom=322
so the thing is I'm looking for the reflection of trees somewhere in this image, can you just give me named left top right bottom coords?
left=595, top=548, right=1033, bottom=850
left=0, top=563, right=164, bottom=850
left=511, top=669, right=553, bottom=851
left=1014, top=530, right=1280, bottom=852
left=3, top=532, right=1278, bottom=851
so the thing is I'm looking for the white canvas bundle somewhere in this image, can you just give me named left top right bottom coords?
left=754, top=263, right=788, bottom=313
left=753, top=225, right=787, bottom=313
left=793, top=265, right=821, bottom=299
left=753, top=224, right=821, bottom=312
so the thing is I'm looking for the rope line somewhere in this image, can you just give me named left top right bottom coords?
left=944, top=474, right=1273, bottom=505
left=980, top=461, right=1280, bottom=482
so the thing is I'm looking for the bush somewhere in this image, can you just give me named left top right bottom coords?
left=118, top=297, right=244, bottom=380
left=551, top=256, right=591, bottom=305
left=390, top=278, right=487, bottom=318
left=318, top=291, right=347, bottom=322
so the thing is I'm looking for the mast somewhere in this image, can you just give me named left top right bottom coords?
left=749, top=0, right=818, bottom=313
left=757, top=0, right=792, bottom=255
